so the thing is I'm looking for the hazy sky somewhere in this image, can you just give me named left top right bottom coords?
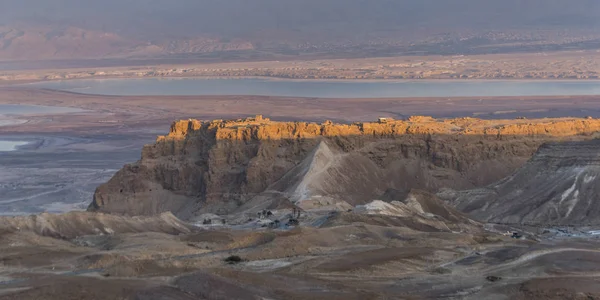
left=1, top=0, right=599, bottom=38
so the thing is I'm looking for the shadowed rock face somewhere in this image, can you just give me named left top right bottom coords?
left=89, top=116, right=600, bottom=219
left=450, top=139, right=600, bottom=226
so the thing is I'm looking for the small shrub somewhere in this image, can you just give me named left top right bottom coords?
left=224, top=255, right=243, bottom=264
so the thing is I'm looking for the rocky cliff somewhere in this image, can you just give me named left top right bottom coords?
left=448, top=139, right=600, bottom=226
left=89, top=116, right=600, bottom=219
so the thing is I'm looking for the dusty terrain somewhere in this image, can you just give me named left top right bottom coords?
left=3, top=188, right=600, bottom=299
left=4, top=51, right=600, bottom=81
left=3, top=1, right=600, bottom=81
left=0, top=134, right=147, bottom=215
left=3, top=1, right=600, bottom=298
left=3, top=87, right=600, bottom=215
left=3, top=88, right=600, bottom=298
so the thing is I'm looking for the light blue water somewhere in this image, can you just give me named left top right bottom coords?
left=0, top=104, right=83, bottom=116
left=24, top=78, right=600, bottom=98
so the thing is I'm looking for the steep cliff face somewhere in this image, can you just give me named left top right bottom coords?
left=449, top=139, right=600, bottom=225
left=89, top=116, right=600, bottom=219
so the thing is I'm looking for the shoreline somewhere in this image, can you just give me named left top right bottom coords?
left=2, top=87, right=600, bottom=136
left=8, top=74, right=600, bottom=86
left=4, top=49, right=600, bottom=85
left=4, top=86, right=600, bottom=104
left=10, top=78, right=600, bottom=100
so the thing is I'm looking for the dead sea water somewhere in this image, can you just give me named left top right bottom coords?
left=24, top=78, right=600, bottom=98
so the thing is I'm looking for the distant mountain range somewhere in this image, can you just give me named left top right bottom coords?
left=1, top=0, right=599, bottom=62
left=0, top=26, right=255, bottom=61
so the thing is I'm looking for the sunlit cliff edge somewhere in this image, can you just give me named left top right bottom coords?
left=89, top=116, right=600, bottom=219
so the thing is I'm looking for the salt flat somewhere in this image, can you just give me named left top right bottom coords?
left=0, top=140, right=29, bottom=152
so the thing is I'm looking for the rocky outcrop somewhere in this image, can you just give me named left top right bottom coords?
left=89, top=116, right=600, bottom=219
left=353, top=189, right=479, bottom=232
left=0, top=212, right=194, bottom=239
left=447, top=139, right=600, bottom=226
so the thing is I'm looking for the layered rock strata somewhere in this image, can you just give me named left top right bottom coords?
left=89, top=116, right=600, bottom=219
left=448, top=139, right=600, bottom=225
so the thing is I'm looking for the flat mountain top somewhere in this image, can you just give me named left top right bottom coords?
left=162, top=116, right=600, bottom=140
left=90, top=116, right=600, bottom=220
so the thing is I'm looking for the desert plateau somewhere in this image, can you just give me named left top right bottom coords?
left=3, top=1, right=600, bottom=299
left=3, top=99, right=600, bottom=299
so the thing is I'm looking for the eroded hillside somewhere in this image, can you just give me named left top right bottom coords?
left=6, top=116, right=600, bottom=299
left=448, top=139, right=600, bottom=225
left=89, top=116, right=600, bottom=219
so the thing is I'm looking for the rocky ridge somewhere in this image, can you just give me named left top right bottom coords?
left=89, top=116, right=600, bottom=219
left=0, top=212, right=193, bottom=239
left=447, top=139, right=600, bottom=226
left=0, top=26, right=254, bottom=62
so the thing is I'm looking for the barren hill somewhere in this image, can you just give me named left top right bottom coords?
left=0, top=211, right=194, bottom=239
left=89, top=116, right=600, bottom=219
left=7, top=116, right=600, bottom=299
left=449, top=139, right=600, bottom=226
